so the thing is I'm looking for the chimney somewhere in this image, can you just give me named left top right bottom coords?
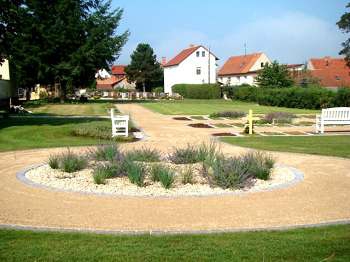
left=161, top=57, right=167, bottom=66
left=189, top=44, right=195, bottom=48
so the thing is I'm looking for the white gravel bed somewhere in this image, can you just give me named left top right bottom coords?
left=25, top=164, right=296, bottom=197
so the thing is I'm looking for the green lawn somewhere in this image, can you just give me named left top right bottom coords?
left=26, top=103, right=114, bottom=116
left=0, top=117, right=112, bottom=151
left=0, top=225, right=349, bottom=261
left=142, top=100, right=319, bottom=115
left=221, top=135, right=350, bottom=158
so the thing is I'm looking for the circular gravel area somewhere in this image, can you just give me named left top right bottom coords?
left=20, top=163, right=303, bottom=197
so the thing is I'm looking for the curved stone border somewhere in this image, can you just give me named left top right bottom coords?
left=17, top=163, right=304, bottom=199
left=0, top=219, right=349, bottom=236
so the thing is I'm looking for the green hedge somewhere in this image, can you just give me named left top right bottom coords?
left=173, top=84, right=221, bottom=99
left=224, top=85, right=350, bottom=109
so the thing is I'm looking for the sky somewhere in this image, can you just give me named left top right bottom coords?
left=112, top=0, right=349, bottom=66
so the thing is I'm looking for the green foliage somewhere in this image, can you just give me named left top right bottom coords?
left=59, top=150, right=87, bottom=173
left=209, top=111, right=246, bottom=119
left=151, top=165, right=175, bottom=189
left=48, top=155, right=60, bottom=169
left=124, top=160, right=145, bottom=187
left=125, top=148, right=161, bottom=162
left=337, top=3, right=350, bottom=66
left=182, top=166, right=194, bottom=185
left=2, top=0, right=129, bottom=100
left=152, top=86, right=164, bottom=93
left=255, top=61, right=294, bottom=88
left=125, top=43, right=163, bottom=92
left=168, top=144, right=201, bottom=164
left=93, top=163, right=120, bottom=184
left=172, top=84, right=221, bottom=99
left=89, top=144, right=120, bottom=162
left=230, top=85, right=350, bottom=109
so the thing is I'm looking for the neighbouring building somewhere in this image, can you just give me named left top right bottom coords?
left=307, top=56, right=350, bottom=88
left=163, top=45, right=219, bottom=94
left=0, top=59, right=14, bottom=109
left=218, top=52, right=271, bottom=86
left=96, top=65, right=136, bottom=91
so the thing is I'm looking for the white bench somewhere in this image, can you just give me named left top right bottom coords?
left=111, top=109, right=129, bottom=137
left=316, top=107, right=350, bottom=134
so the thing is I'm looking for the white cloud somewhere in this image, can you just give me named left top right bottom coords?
left=117, top=12, right=346, bottom=65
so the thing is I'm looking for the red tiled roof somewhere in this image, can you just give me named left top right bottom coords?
left=309, top=57, right=350, bottom=88
left=163, top=45, right=218, bottom=68
left=286, top=64, right=304, bottom=69
left=111, top=65, right=126, bottom=75
left=96, top=75, right=125, bottom=90
left=218, top=53, right=262, bottom=76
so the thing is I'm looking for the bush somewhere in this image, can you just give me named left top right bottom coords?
left=172, top=84, right=221, bottom=99
left=60, top=150, right=87, bottom=173
left=89, top=144, right=121, bottom=162
left=334, top=87, right=350, bottom=107
left=209, top=111, right=246, bottom=119
left=72, top=121, right=112, bottom=140
left=124, top=160, right=145, bottom=187
left=125, top=148, right=161, bottom=162
left=230, top=86, right=340, bottom=110
left=48, top=155, right=60, bottom=169
left=263, top=112, right=296, bottom=124
left=92, top=163, right=121, bottom=185
left=153, top=165, right=175, bottom=189
left=182, top=166, right=194, bottom=185
left=168, top=144, right=201, bottom=164
left=242, top=152, right=275, bottom=180
left=152, top=87, right=164, bottom=93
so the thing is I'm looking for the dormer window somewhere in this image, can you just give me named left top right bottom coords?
left=196, top=51, right=200, bottom=57
left=335, top=76, right=341, bottom=81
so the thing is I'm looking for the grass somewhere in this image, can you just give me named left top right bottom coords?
left=26, top=103, right=115, bottom=116
left=221, top=135, right=350, bottom=158
left=0, top=117, right=113, bottom=151
left=0, top=225, right=349, bottom=261
left=142, top=99, right=318, bottom=115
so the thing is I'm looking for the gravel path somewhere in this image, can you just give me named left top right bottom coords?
left=0, top=104, right=349, bottom=233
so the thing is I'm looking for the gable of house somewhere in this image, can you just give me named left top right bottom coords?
left=111, top=65, right=126, bottom=76
left=308, top=57, right=350, bottom=88
left=218, top=53, right=269, bottom=76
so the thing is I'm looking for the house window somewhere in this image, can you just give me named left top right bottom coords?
left=0, top=75, right=2, bottom=80
left=196, top=67, right=201, bottom=75
left=196, top=51, right=200, bottom=57
left=202, top=51, right=205, bottom=57
left=335, top=76, right=341, bottom=81
left=261, top=62, right=264, bottom=68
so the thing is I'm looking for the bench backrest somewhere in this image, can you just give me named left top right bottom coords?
left=321, top=107, right=350, bottom=120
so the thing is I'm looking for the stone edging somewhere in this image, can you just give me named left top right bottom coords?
left=16, top=163, right=304, bottom=199
left=0, top=219, right=349, bottom=236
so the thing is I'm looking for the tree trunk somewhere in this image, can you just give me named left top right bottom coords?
left=142, top=82, right=146, bottom=93
left=60, top=81, right=66, bottom=103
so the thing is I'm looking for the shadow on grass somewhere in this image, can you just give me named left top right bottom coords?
left=0, top=117, right=108, bottom=129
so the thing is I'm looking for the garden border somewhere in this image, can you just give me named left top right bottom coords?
left=16, top=163, right=304, bottom=199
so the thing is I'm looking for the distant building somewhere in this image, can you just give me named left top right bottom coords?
left=307, top=56, right=350, bottom=88
left=163, top=45, right=219, bottom=94
left=96, top=65, right=135, bottom=90
left=0, top=59, right=13, bottom=109
left=218, top=52, right=271, bottom=86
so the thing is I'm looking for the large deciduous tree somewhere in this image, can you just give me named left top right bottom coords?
left=125, top=43, right=163, bottom=92
left=1, top=0, right=129, bottom=101
left=337, top=3, right=350, bottom=66
left=255, top=61, right=294, bottom=88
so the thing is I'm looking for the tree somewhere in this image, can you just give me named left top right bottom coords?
left=1, top=0, right=129, bottom=101
left=125, top=43, right=163, bottom=92
left=337, top=3, right=350, bottom=66
left=255, top=61, right=294, bottom=88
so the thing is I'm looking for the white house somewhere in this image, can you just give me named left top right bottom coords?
left=163, top=45, right=219, bottom=94
left=0, top=59, right=10, bottom=81
left=218, top=53, right=271, bottom=86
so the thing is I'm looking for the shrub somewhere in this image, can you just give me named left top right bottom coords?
left=263, top=112, right=296, bottom=124
left=72, top=121, right=112, bottom=140
left=153, top=165, right=175, bottom=189
left=172, top=84, right=221, bottom=99
left=168, top=144, right=200, bottom=164
left=209, top=111, right=246, bottom=119
left=93, top=168, right=107, bottom=185
left=124, top=160, right=145, bottom=187
left=242, top=152, right=275, bottom=180
left=90, top=144, right=121, bottom=162
left=334, top=87, right=350, bottom=107
left=126, top=148, right=161, bottom=162
left=182, top=166, right=194, bottom=185
left=60, top=150, right=87, bottom=173
left=152, top=86, right=164, bottom=93
left=48, top=154, right=60, bottom=169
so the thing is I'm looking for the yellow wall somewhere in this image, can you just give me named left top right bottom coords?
left=0, top=59, right=10, bottom=80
